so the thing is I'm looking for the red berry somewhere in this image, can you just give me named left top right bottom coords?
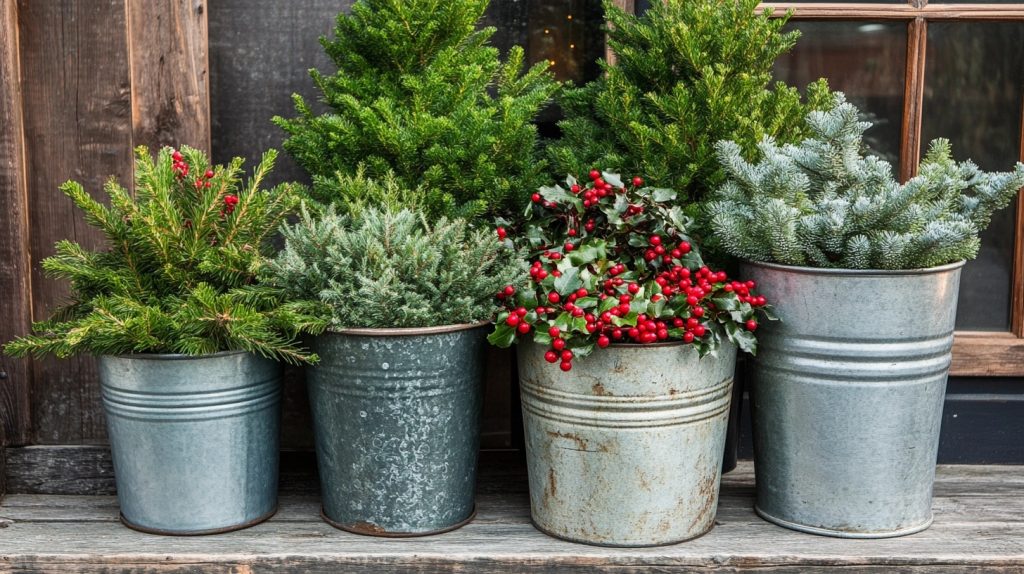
left=568, top=229, right=577, bottom=237
left=632, top=177, right=644, bottom=187
left=497, top=227, right=507, bottom=240
left=679, top=241, right=691, bottom=254
left=649, top=235, right=662, bottom=246
left=571, top=184, right=581, bottom=193
left=560, top=361, right=573, bottom=372
left=564, top=242, right=574, bottom=252
left=548, top=292, right=561, bottom=304
left=517, top=322, right=531, bottom=334
left=561, top=350, right=574, bottom=361
left=506, top=314, right=520, bottom=327
left=683, top=332, right=695, bottom=343
left=693, top=325, right=707, bottom=337
left=628, top=283, right=640, bottom=294
left=545, top=351, right=559, bottom=363
left=204, top=169, right=215, bottom=179
left=746, top=320, right=758, bottom=331
left=597, top=335, right=610, bottom=348
left=548, top=326, right=561, bottom=338
left=589, top=169, right=601, bottom=181
left=504, top=285, right=515, bottom=297
left=171, top=150, right=183, bottom=161
left=553, top=338, right=566, bottom=351
left=532, top=193, right=542, bottom=203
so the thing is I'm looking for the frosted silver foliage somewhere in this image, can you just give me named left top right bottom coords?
left=707, top=94, right=1024, bottom=270
left=264, top=204, right=527, bottom=329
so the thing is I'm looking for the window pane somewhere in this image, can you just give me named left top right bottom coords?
left=774, top=21, right=907, bottom=169
left=923, top=22, right=1024, bottom=331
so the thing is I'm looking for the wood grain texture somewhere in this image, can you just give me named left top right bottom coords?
left=899, top=18, right=927, bottom=183
left=0, top=461, right=1022, bottom=572
left=0, top=0, right=32, bottom=447
left=127, top=0, right=211, bottom=152
left=17, top=0, right=134, bottom=445
left=1011, top=98, right=1024, bottom=338
left=951, top=332, right=1024, bottom=376
left=759, top=3, right=1024, bottom=20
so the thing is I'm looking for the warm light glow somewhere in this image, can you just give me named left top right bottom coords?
left=570, top=44, right=576, bottom=49
left=544, top=28, right=550, bottom=34
left=567, top=14, right=573, bottom=20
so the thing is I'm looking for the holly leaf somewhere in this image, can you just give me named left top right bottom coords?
left=611, top=312, right=639, bottom=327
left=539, top=185, right=581, bottom=211
left=553, top=267, right=582, bottom=294
left=533, top=331, right=552, bottom=346
left=567, top=240, right=607, bottom=266
left=602, top=172, right=624, bottom=188
left=724, top=321, right=758, bottom=354
left=571, top=343, right=595, bottom=359
left=712, top=294, right=740, bottom=312
left=652, top=188, right=677, bottom=202
left=488, top=324, right=516, bottom=348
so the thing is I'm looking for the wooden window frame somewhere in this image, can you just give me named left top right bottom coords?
left=759, top=2, right=1024, bottom=376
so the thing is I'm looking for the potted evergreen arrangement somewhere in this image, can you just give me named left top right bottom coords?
left=4, top=146, right=322, bottom=535
left=264, top=191, right=524, bottom=536
left=490, top=171, right=771, bottom=547
left=273, top=0, right=557, bottom=221
left=707, top=96, right=1024, bottom=538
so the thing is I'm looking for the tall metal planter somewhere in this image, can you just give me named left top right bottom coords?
left=519, top=340, right=737, bottom=547
left=307, top=324, right=487, bottom=536
left=742, top=260, right=964, bottom=538
left=98, top=351, right=282, bottom=535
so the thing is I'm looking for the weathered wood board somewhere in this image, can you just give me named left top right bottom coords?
left=0, top=462, right=1021, bottom=572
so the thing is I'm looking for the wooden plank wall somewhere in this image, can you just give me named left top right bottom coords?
left=10, top=0, right=210, bottom=445
left=0, top=0, right=32, bottom=449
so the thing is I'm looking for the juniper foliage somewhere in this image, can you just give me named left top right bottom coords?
left=548, top=0, right=833, bottom=204
left=706, top=96, right=1024, bottom=270
left=264, top=204, right=528, bottom=329
left=4, top=146, right=326, bottom=364
left=273, top=0, right=558, bottom=222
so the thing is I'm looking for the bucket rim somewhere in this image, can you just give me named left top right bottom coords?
left=740, top=259, right=966, bottom=277
left=324, top=322, right=490, bottom=337
left=101, top=349, right=251, bottom=361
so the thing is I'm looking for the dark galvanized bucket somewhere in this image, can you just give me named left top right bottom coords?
left=519, top=339, right=737, bottom=547
left=307, top=324, right=487, bottom=536
left=98, top=351, right=282, bottom=535
left=742, top=260, right=963, bottom=538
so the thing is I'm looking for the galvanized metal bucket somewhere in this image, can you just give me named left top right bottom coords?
left=307, top=324, right=487, bottom=536
left=98, top=351, right=282, bottom=535
left=742, top=260, right=964, bottom=538
left=518, top=339, right=737, bottom=547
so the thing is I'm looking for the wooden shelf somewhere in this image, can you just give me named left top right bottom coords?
left=0, top=457, right=1022, bottom=572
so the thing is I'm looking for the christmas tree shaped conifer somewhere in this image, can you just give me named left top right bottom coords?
left=548, top=0, right=834, bottom=205
left=274, top=0, right=559, bottom=222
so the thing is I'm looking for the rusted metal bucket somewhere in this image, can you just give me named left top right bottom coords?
left=307, top=324, right=487, bottom=536
left=742, top=260, right=963, bottom=538
left=98, top=351, right=282, bottom=535
left=518, top=339, right=737, bottom=547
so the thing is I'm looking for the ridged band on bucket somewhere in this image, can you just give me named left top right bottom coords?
left=98, top=351, right=282, bottom=535
left=518, top=340, right=737, bottom=547
left=742, top=260, right=963, bottom=538
left=307, top=324, right=487, bottom=536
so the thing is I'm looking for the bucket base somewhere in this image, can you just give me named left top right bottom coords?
left=530, top=519, right=715, bottom=548
left=119, top=505, right=278, bottom=536
left=754, top=506, right=934, bottom=539
left=321, top=505, right=477, bottom=538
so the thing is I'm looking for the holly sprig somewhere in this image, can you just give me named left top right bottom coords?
left=488, top=171, right=774, bottom=372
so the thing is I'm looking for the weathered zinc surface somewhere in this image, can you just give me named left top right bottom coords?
left=307, top=325, right=487, bottom=535
left=743, top=260, right=963, bottom=538
left=98, top=352, right=282, bottom=535
left=519, top=340, right=737, bottom=546
left=0, top=460, right=1022, bottom=572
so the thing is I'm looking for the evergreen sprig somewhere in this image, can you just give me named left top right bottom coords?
left=273, top=0, right=559, bottom=222
left=706, top=96, right=1024, bottom=270
left=4, top=146, right=326, bottom=363
left=548, top=0, right=833, bottom=205
left=264, top=204, right=527, bottom=329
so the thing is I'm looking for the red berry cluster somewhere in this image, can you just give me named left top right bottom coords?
left=489, top=170, right=773, bottom=372
left=222, top=194, right=239, bottom=217
left=172, top=149, right=215, bottom=190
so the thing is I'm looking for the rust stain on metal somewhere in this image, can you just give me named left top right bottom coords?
left=591, top=382, right=610, bottom=396
left=547, top=430, right=589, bottom=451
left=347, top=521, right=388, bottom=535
left=690, top=473, right=718, bottom=531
